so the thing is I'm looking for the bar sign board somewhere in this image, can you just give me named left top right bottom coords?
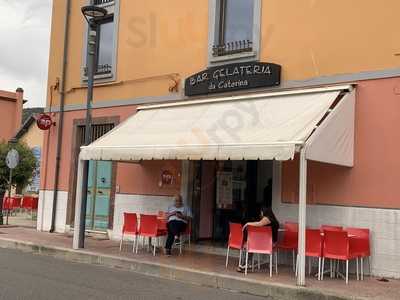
left=185, top=62, right=281, bottom=97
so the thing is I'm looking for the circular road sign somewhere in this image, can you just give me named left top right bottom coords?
left=6, top=149, right=19, bottom=169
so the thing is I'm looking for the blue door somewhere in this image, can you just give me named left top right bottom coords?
left=85, top=161, right=112, bottom=231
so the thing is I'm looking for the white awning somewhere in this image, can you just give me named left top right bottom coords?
left=306, top=90, right=356, bottom=167
left=80, top=87, right=351, bottom=162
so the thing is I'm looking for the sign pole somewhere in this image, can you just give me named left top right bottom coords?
left=6, top=169, right=12, bottom=225
left=5, top=146, right=19, bottom=226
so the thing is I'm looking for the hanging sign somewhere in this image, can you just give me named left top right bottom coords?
left=36, top=114, right=54, bottom=130
left=6, top=149, right=19, bottom=169
left=161, top=170, right=174, bottom=185
left=185, top=62, right=281, bottom=96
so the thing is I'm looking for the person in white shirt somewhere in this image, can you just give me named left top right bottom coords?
left=164, top=194, right=192, bottom=256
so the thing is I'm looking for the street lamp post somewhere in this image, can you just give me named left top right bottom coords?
left=77, top=5, right=108, bottom=248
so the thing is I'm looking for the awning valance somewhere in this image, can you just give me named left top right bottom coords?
left=80, top=87, right=351, bottom=162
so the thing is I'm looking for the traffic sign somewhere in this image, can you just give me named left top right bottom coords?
left=6, top=149, right=19, bottom=169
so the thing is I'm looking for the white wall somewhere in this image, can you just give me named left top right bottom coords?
left=37, top=190, right=68, bottom=233
left=110, top=193, right=174, bottom=240
left=272, top=162, right=400, bottom=279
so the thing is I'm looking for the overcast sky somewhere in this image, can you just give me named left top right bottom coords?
left=0, top=0, right=52, bottom=108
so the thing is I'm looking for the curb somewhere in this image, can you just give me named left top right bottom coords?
left=0, top=237, right=366, bottom=300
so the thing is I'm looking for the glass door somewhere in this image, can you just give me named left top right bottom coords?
left=85, top=160, right=112, bottom=232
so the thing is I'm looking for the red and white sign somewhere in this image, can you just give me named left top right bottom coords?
left=36, top=114, right=54, bottom=130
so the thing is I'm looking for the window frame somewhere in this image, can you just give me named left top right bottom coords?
left=81, top=0, right=120, bottom=84
left=94, top=15, right=114, bottom=76
left=208, top=0, right=262, bottom=66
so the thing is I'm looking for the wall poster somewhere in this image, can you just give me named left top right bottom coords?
left=216, top=171, right=233, bottom=209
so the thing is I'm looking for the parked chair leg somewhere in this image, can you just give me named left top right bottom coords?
left=346, top=260, right=349, bottom=284
left=295, top=254, right=298, bottom=277
left=275, top=252, right=278, bottom=274
left=321, top=258, right=325, bottom=280
left=238, top=249, right=242, bottom=267
left=356, top=258, right=359, bottom=280
left=257, top=254, right=261, bottom=270
left=361, top=257, right=364, bottom=280
left=225, top=246, right=230, bottom=268
left=269, top=254, right=272, bottom=277
left=308, top=257, right=312, bottom=276
left=245, top=250, right=249, bottom=275
left=119, top=233, right=124, bottom=251
left=292, top=250, right=295, bottom=272
left=252, top=255, right=255, bottom=272
left=367, top=257, right=371, bottom=278
left=318, top=257, right=321, bottom=280
left=133, top=235, right=137, bottom=253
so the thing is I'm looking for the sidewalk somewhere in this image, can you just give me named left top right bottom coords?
left=0, top=227, right=397, bottom=300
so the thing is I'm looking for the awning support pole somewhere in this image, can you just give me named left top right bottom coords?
left=73, top=158, right=85, bottom=249
left=297, top=147, right=307, bottom=286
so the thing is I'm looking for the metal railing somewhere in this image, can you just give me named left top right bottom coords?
left=212, top=40, right=253, bottom=57
left=84, top=64, right=112, bottom=77
left=92, top=0, right=114, bottom=6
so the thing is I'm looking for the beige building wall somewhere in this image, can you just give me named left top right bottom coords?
left=20, top=123, right=44, bottom=149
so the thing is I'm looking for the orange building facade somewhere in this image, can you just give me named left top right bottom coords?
left=40, top=0, right=400, bottom=278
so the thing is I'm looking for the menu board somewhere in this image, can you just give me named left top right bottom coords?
left=216, top=172, right=233, bottom=209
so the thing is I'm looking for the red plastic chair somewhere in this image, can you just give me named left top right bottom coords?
left=296, top=229, right=324, bottom=280
left=12, top=197, right=22, bottom=209
left=321, top=225, right=343, bottom=232
left=245, top=226, right=277, bottom=277
left=322, top=230, right=358, bottom=284
left=178, top=219, right=192, bottom=255
left=277, top=222, right=298, bottom=272
left=346, top=227, right=370, bottom=280
left=225, top=223, right=243, bottom=268
left=136, top=214, right=166, bottom=256
left=157, top=211, right=168, bottom=234
left=2, top=197, right=12, bottom=210
left=22, top=196, right=33, bottom=210
left=31, top=197, right=39, bottom=210
left=119, top=213, right=138, bottom=252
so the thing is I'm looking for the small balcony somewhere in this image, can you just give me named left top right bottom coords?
left=92, top=0, right=115, bottom=6
left=83, top=64, right=113, bottom=79
left=212, top=40, right=253, bottom=57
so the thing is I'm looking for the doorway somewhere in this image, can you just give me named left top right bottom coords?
left=85, top=160, right=113, bottom=232
left=191, top=160, right=273, bottom=243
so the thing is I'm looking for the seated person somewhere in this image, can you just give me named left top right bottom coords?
left=164, top=194, right=192, bottom=256
left=237, top=206, right=279, bottom=272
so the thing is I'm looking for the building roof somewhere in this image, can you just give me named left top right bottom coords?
left=0, top=90, right=18, bottom=101
left=22, top=107, right=44, bottom=123
left=0, top=89, right=28, bottom=103
left=15, top=108, right=44, bottom=139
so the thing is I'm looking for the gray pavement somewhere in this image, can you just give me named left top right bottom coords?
left=0, top=248, right=268, bottom=300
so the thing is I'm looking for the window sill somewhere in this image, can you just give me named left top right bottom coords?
left=209, top=51, right=257, bottom=65
left=82, top=72, right=115, bottom=85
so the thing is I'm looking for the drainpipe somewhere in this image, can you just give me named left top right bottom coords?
left=50, top=0, right=71, bottom=233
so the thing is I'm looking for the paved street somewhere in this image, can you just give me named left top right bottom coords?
left=0, top=248, right=267, bottom=300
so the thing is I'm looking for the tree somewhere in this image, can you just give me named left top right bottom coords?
left=0, top=141, right=37, bottom=195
